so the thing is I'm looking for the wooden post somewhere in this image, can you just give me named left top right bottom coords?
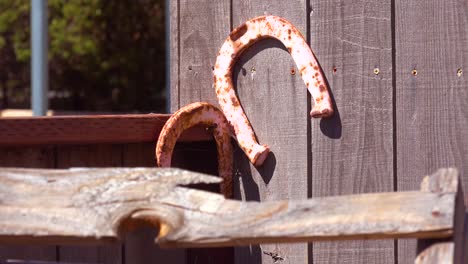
left=415, top=168, right=466, bottom=263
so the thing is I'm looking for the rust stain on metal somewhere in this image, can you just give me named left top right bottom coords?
left=155, top=102, right=233, bottom=198
left=213, top=15, right=334, bottom=166
left=230, top=23, right=248, bottom=41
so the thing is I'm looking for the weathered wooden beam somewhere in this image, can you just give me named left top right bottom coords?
left=416, top=168, right=466, bottom=264
left=415, top=242, right=454, bottom=264
left=0, top=114, right=211, bottom=146
left=0, top=168, right=459, bottom=249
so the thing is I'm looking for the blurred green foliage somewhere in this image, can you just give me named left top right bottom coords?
left=0, top=0, right=166, bottom=112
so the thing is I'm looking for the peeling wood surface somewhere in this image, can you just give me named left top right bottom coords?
left=0, top=168, right=458, bottom=249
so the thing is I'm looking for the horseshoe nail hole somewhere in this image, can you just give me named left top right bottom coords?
left=373, top=68, right=380, bottom=75
left=332, top=67, right=337, bottom=74
left=411, top=69, right=418, bottom=76
left=290, top=68, right=296, bottom=75
left=188, top=65, right=192, bottom=71
left=211, top=66, right=214, bottom=71
left=251, top=67, right=256, bottom=73
left=457, top=68, right=463, bottom=77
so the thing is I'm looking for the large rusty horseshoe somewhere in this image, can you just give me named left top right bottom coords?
left=155, top=102, right=233, bottom=198
left=214, top=15, right=334, bottom=167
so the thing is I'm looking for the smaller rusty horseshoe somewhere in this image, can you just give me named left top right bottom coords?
left=214, top=15, right=334, bottom=167
left=156, top=102, right=233, bottom=198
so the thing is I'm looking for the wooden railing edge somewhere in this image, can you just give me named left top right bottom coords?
left=415, top=168, right=466, bottom=264
left=0, top=167, right=465, bottom=264
left=0, top=114, right=212, bottom=146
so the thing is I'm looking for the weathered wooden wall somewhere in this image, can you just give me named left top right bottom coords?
left=0, top=0, right=466, bottom=263
left=170, top=0, right=467, bottom=264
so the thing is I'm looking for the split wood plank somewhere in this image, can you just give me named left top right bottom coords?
left=309, top=0, right=394, bottom=263
left=122, top=142, right=186, bottom=264
left=395, top=0, right=468, bottom=263
left=0, top=146, right=57, bottom=262
left=231, top=1, right=310, bottom=263
left=0, top=167, right=458, bottom=248
left=55, top=145, right=123, bottom=264
left=0, top=114, right=211, bottom=146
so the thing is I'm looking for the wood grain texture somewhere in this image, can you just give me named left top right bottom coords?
left=119, top=141, right=234, bottom=263
left=0, top=167, right=458, bottom=247
left=55, top=145, right=123, bottom=264
left=231, top=1, right=310, bottom=263
left=178, top=0, right=230, bottom=107
left=309, top=0, right=394, bottom=263
left=176, top=1, right=232, bottom=262
left=0, top=114, right=211, bottom=146
left=417, top=168, right=466, bottom=264
left=172, top=141, right=234, bottom=264
left=0, top=147, right=57, bottom=262
left=415, top=243, right=454, bottom=264
left=161, top=191, right=456, bottom=247
left=395, top=0, right=468, bottom=262
left=463, top=212, right=468, bottom=264
left=122, top=142, right=186, bottom=264
left=169, top=0, right=179, bottom=112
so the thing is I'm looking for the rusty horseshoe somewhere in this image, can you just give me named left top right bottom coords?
left=214, top=15, right=334, bottom=167
left=155, top=102, right=233, bottom=198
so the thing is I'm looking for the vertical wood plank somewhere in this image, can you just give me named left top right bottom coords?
left=231, top=1, right=309, bottom=263
left=0, top=147, right=57, bottom=262
left=56, top=144, right=123, bottom=264
left=169, top=0, right=179, bottom=113
left=178, top=0, right=230, bottom=106
left=176, top=1, right=232, bottom=262
left=310, top=0, right=394, bottom=263
left=395, top=0, right=468, bottom=263
left=122, top=142, right=187, bottom=264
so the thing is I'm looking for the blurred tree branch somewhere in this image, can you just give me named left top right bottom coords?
left=0, top=0, right=166, bottom=112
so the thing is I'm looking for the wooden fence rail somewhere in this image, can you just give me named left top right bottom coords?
left=0, top=0, right=466, bottom=263
left=0, top=166, right=465, bottom=263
